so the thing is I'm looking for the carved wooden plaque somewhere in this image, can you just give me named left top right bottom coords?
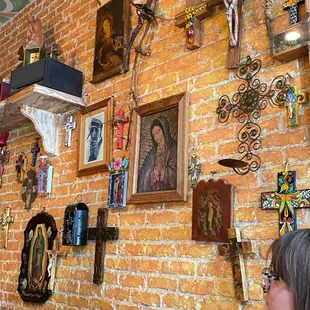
left=192, top=179, right=233, bottom=242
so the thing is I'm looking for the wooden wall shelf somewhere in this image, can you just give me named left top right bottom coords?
left=0, top=84, right=85, bottom=155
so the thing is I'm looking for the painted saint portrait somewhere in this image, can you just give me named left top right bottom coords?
left=192, top=179, right=233, bottom=243
left=84, top=114, right=104, bottom=164
left=92, top=0, right=130, bottom=83
left=137, top=108, right=178, bottom=193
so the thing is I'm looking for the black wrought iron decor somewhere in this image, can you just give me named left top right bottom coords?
left=216, top=56, right=290, bottom=175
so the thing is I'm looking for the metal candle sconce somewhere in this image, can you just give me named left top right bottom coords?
left=216, top=56, right=290, bottom=175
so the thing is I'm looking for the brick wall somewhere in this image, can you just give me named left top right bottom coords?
left=0, top=0, right=309, bottom=309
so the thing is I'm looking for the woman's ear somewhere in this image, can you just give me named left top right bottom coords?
left=266, top=280, right=294, bottom=310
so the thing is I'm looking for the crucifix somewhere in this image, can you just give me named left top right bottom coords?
left=88, top=208, right=119, bottom=285
left=63, top=115, right=76, bottom=147
left=46, top=238, right=67, bottom=291
left=31, top=137, right=40, bottom=166
left=218, top=227, right=256, bottom=302
left=261, top=168, right=310, bottom=235
left=1, top=207, right=14, bottom=249
left=283, top=85, right=307, bottom=126
left=113, top=110, right=129, bottom=149
left=224, top=0, right=243, bottom=69
left=283, top=0, right=304, bottom=24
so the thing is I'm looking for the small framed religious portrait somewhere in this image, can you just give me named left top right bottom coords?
left=77, top=98, right=112, bottom=176
left=127, top=92, right=189, bottom=204
left=192, top=179, right=233, bottom=243
left=91, top=0, right=130, bottom=83
left=107, top=157, right=129, bottom=208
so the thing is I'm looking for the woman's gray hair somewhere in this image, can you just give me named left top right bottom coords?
left=269, top=229, right=310, bottom=310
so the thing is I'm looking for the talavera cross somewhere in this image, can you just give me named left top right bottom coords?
left=261, top=170, right=310, bottom=235
left=283, top=0, right=304, bottom=24
left=283, top=86, right=307, bottom=126
left=63, top=115, right=76, bottom=147
left=218, top=227, right=256, bottom=302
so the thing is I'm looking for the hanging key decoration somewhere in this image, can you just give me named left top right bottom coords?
left=16, top=152, right=28, bottom=182
left=62, top=115, right=76, bottom=147
left=31, top=137, right=40, bottom=167
left=38, top=155, right=53, bottom=197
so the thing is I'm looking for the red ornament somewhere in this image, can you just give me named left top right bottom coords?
left=0, top=132, right=9, bottom=147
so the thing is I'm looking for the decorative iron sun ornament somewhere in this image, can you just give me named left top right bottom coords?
left=216, top=56, right=290, bottom=175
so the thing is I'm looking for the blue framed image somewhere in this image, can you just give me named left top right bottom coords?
left=108, top=171, right=128, bottom=208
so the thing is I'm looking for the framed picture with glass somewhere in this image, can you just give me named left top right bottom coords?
left=77, top=98, right=112, bottom=176
left=127, top=92, right=189, bottom=204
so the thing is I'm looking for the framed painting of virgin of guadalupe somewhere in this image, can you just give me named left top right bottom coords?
left=17, top=211, right=58, bottom=303
left=127, top=92, right=189, bottom=204
left=91, top=0, right=130, bottom=83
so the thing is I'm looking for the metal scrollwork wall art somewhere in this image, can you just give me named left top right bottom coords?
left=216, top=56, right=290, bottom=175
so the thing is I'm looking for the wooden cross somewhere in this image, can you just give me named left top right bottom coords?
left=31, top=137, right=40, bottom=167
left=283, top=85, right=307, bottom=126
left=1, top=207, right=14, bottom=249
left=175, top=0, right=222, bottom=50
left=63, top=116, right=76, bottom=147
left=218, top=227, right=256, bottom=302
left=283, top=0, right=304, bottom=24
left=88, top=208, right=119, bottom=285
left=224, top=0, right=244, bottom=69
left=46, top=238, right=67, bottom=291
left=261, top=170, right=310, bottom=235
left=113, top=110, right=129, bottom=150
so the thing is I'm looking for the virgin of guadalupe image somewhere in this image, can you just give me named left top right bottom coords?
left=138, top=116, right=177, bottom=193
left=28, top=225, right=47, bottom=291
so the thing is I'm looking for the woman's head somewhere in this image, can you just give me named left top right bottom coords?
left=151, top=118, right=166, bottom=147
left=101, top=15, right=113, bottom=38
left=268, top=229, right=310, bottom=310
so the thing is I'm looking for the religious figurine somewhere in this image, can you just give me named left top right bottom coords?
left=188, top=154, right=202, bottom=188
left=38, top=155, right=53, bottom=197
left=224, top=0, right=239, bottom=47
left=16, top=152, right=28, bottom=182
left=22, top=169, right=38, bottom=210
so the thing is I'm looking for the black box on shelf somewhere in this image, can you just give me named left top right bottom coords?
left=9, top=58, right=83, bottom=97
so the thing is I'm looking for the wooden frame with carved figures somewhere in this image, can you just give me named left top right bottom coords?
left=127, top=92, right=189, bottom=204
left=192, top=179, right=233, bottom=243
left=91, top=0, right=130, bottom=83
left=77, top=98, right=112, bottom=176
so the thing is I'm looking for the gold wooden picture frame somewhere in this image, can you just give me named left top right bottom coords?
left=77, top=98, right=112, bottom=176
left=127, top=92, right=189, bottom=204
